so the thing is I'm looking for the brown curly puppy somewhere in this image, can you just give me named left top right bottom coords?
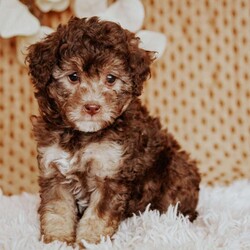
left=26, top=16, right=201, bottom=246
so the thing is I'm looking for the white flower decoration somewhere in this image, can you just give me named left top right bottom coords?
left=0, top=0, right=40, bottom=38
left=35, top=0, right=70, bottom=13
left=136, top=30, right=167, bottom=59
left=16, top=26, right=54, bottom=65
left=100, top=0, right=144, bottom=32
left=1, top=0, right=166, bottom=66
left=73, top=0, right=107, bottom=18
left=73, top=0, right=166, bottom=59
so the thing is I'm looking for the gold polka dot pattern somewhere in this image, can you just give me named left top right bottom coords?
left=141, top=0, right=250, bottom=185
left=0, top=0, right=249, bottom=194
left=0, top=38, right=38, bottom=195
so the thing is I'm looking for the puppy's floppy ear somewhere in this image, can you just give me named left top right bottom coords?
left=26, top=25, right=65, bottom=90
left=126, top=32, right=156, bottom=96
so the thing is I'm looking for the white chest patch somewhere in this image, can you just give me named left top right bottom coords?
left=78, top=141, right=123, bottom=178
left=39, top=144, right=70, bottom=174
left=39, top=141, right=123, bottom=179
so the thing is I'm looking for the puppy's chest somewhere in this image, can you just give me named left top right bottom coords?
left=39, top=141, right=124, bottom=179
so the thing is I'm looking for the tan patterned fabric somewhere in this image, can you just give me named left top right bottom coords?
left=0, top=0, right=249, bottom=195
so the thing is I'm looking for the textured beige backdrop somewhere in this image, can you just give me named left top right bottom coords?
left=0, top=0, right=249, bottom=195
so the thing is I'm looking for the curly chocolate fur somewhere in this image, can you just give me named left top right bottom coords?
left=27, top=17, right=201, bottom=246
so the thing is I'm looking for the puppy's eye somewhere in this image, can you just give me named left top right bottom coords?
left=106, top=74, right=117, bottom=86
left=68, top=73, right=79, bottom=83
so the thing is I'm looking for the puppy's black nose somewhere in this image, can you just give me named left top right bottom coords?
left=84, top=103, right=101, bottom=115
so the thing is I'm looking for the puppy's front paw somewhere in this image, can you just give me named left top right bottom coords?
left=76, top=217, right=118, bottom=246
left=42, top=234, right=75, bottom=245
left=76, top=218, right=103, bottom=246
left=39, top=199, right=77, bottom=246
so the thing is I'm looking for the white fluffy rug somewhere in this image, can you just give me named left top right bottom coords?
left=0, top=180, right=250, bottom=250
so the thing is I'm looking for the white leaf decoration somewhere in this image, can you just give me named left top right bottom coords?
left=73, top=0, right=107, bottom=18
left=136, top=30, right=167, bottom=59
left=100, top=0, right=144, bottom=32
left=0, top=0, right=40, bottom=38
left=16, top=26, right=54, bottom=66
left=35, top=0, right=70, bottom=13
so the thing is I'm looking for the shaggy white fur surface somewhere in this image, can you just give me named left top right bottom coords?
left=0, top=180, right=250, bottom=250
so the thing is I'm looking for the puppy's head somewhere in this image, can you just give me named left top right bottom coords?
left=26, top=17, right=154, bottom=132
